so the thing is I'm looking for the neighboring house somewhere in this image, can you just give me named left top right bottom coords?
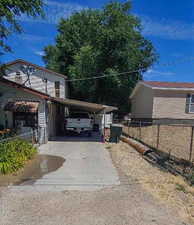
left=130, top=81, right=194, bottom=124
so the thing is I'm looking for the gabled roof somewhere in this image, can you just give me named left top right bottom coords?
left=130, top=81, right=194, bottom=98
left=0, top=78, right=50, bottom=100
left=143, top=81, right=194, bottom=89
left=5, top=59, right=67, bottom=79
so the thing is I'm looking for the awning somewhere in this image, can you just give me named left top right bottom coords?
left=51, top=97, right=118, bottom=113
left=4, top=101, right=39, bottom=113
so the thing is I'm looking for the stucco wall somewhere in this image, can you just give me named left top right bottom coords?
left=131, top=85, right=154, bottom=118
left=5, top=62, right=66, bottom=99
left=153, top=90, right=194, bottom=119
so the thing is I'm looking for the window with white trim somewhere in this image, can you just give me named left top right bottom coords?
left=186, top=94, right=194, bottom=113
left=15, top=71, right=22, bottom=83
left=55, top=81, right=60, bottom=97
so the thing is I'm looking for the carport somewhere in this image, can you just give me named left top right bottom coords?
left=51, top=97, right=117, bottom=113
left=50, top=97, right=118, bottom=137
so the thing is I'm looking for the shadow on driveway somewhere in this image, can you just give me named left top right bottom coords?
left=49, top=131, right=103, bottom=143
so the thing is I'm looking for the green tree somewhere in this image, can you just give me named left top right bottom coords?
left=0, top=0, right=44, bottom=53
left=44, top=1, right=157, bottom=113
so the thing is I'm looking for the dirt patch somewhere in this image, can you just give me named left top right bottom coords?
left=106, top=141, right=194, bottom=224
left=0, top=154, right=65, bottom=186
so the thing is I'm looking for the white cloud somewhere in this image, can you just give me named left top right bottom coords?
left=140, top=15, right=194, bottom=40
left=35, top=50, right=45, bottom=56
left=17, top=0, right=87, bottom=24
left=144, top=69, right=175, bottom=79
left=18, top=34, right=49, bottom=42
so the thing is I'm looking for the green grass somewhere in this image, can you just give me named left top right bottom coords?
left=175, top=183, right=187, bottom=193
left=187, top=169, right=194, bottom=186
left=0, top=139, right=37, bottom=174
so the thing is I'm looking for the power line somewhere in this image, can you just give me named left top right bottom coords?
left=66, top=56, right=194, bottom=82
left=66, top=68, right=145, bottom=82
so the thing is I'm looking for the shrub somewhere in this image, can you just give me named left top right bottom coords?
left=187, top=169, right=194, bottom=186
left=0, top=139, right=37, bottom=174
left=176, top=183, right=187, bottom=193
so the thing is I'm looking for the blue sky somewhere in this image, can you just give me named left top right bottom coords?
left=1, top=0, right=194, bottom=82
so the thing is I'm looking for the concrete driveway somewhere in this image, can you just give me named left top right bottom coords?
left=1, top=134, right=188, bottom=225
left=13, top=133, right=120, bottom=191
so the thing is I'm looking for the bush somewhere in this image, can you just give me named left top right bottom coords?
left=0, top=139, right=37, bottom=174
left=187, top=169, right=194, bottom=186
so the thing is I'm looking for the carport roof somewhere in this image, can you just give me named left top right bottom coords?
left=51, top=97, right=118, bottom=113
left=0, top=78, right=118, bottom=113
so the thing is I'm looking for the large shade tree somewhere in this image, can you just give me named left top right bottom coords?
left=44, top=1, right=157, bottom=113
left=0, top=0, right=44, bottom=54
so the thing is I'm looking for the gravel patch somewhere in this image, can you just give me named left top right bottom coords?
left=0, top=185, right=188, bottom=225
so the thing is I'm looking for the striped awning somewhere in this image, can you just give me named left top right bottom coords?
left=4, top=101, right=39, bottom=113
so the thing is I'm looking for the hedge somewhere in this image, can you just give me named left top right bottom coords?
left=0, top=139, right=37, bottom=174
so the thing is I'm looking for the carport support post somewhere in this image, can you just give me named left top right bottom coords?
left=103, top=109, right=106, bottom=142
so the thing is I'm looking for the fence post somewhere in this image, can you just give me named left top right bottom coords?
left=156, top=124, right=160, bottom=149
left=128, top=119, right=130, bottom=137
left=189, top=126, right=194, bottom=162
left=139, top=121, right=142, bottom=140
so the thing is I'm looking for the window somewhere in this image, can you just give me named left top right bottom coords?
left=14, top=112, right=38, bottom=127
left=42, top=78, right=48, bottom=94
left=15, top=71, right=22, bottom=83
left=186, top=94, right=194, bottom=113
left=55, top=81, right=60, bottom=97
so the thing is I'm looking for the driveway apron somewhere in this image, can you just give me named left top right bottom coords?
left=11, top=135, right=120, bottom=191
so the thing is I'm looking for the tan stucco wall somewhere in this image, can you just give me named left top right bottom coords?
left=153, top=90, right=194, bottom=119
left=131, top=85, right=154, bottom=118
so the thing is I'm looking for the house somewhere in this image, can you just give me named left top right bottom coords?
left=130, top=81, right=194, bottom=124
left=0, top=59, right=117, bottom=144
left=0, top=59, right=69, bottom=144
left=0, top=78, right=51, bottom=143
left=4, top=59, right=68, bottom=98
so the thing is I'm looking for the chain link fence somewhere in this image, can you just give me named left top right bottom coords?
left=122, top=121, right=194, bottom=164
left=0, top=129, right=38, bottom=144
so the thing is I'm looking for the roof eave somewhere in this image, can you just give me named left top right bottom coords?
left=130, top=82, right=194, bottom=99
left=51, top=97, right=118, bottom=113
left=152, top=87, right=194, bottom=91
left=5, top=59, right=67, bottom=79
left=0, top=78, right=50, bottom=100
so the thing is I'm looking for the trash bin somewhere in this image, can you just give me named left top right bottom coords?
left=109, top=124, right=123, bottom=143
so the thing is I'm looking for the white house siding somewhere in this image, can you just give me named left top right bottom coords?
left=48, top=103, right=57, bottom=138
left=131, top=85, right=154, bottom=119
left=0, top=84, right=48, bottom=144
left=153, top=89, right=194, bottom=119
left=5, top=62, right=66, bottom=99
